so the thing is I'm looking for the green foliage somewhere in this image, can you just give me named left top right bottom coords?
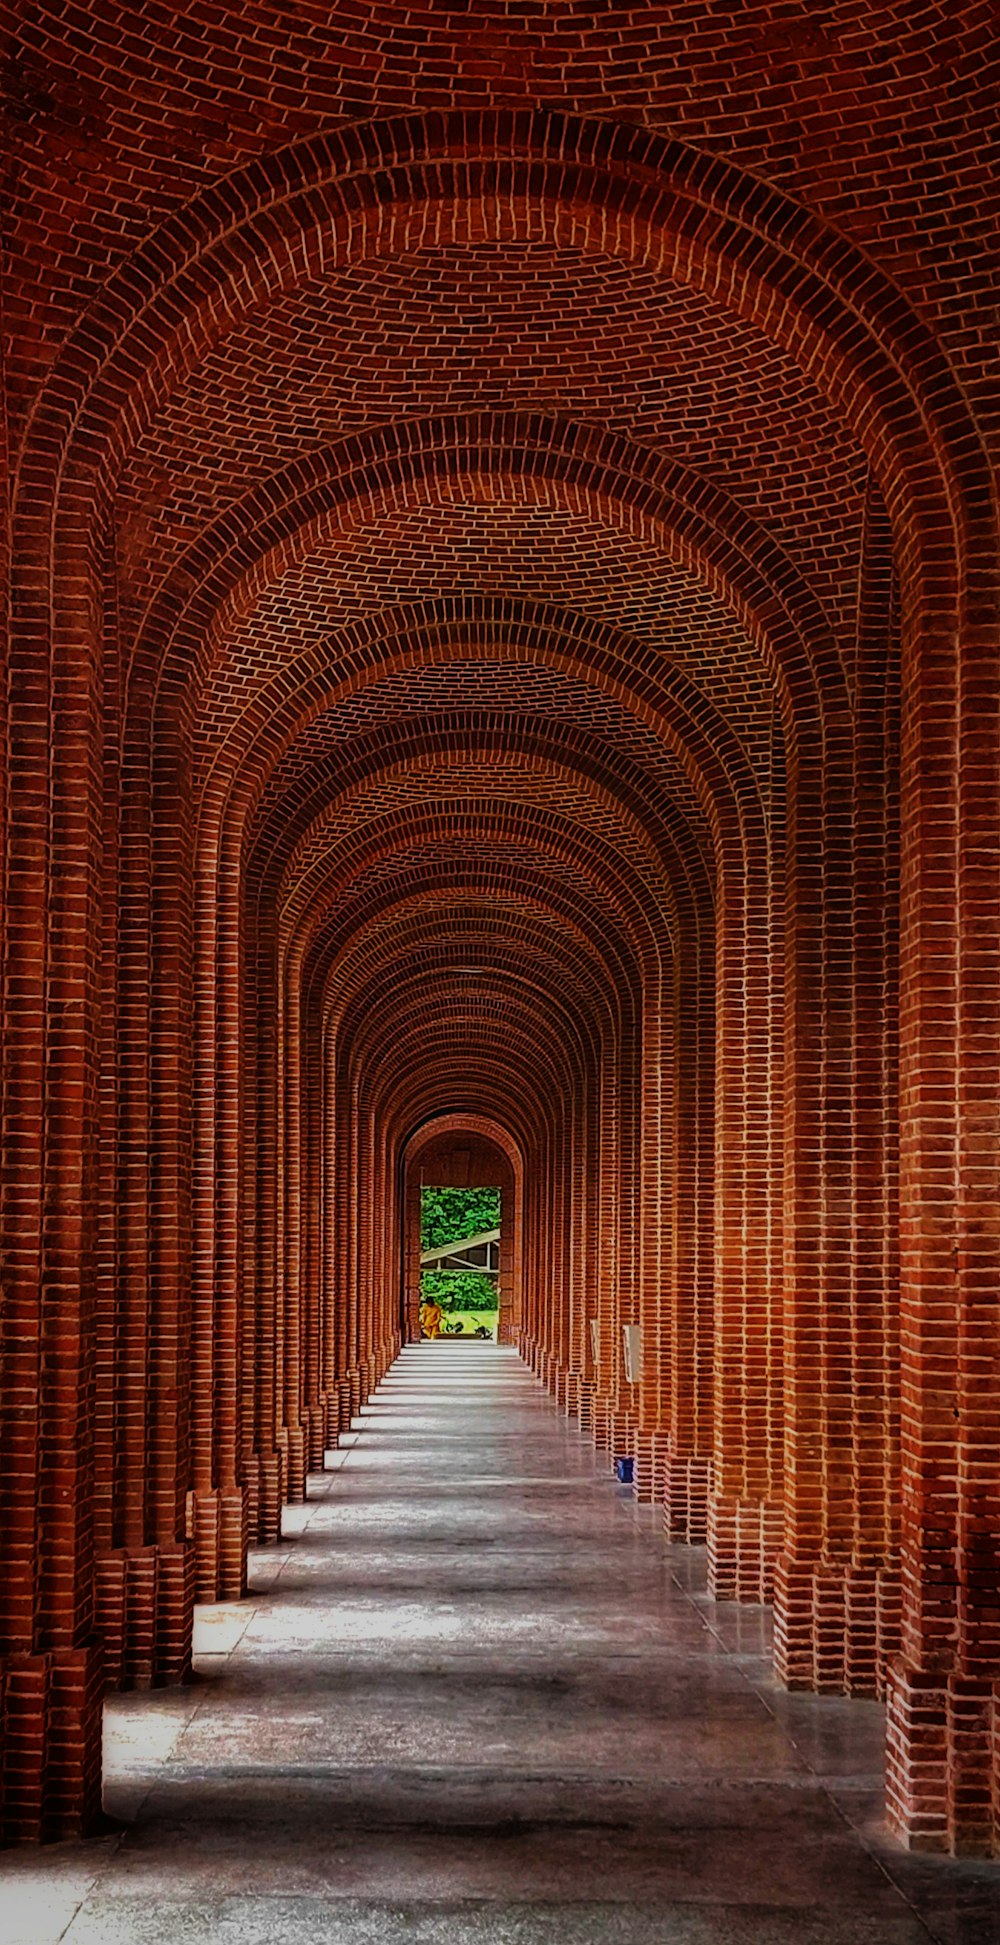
left=421, top=1268, right=498, bottom=1313
left=420, top=1187, right=500, bottom=1318
left=419, top=1185, right=500, bottom=1251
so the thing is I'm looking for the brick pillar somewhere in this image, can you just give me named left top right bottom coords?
left=886, top=520, right=1000, bottom=1854
left=655, top=903, right=716, bottom=1544
left=773, top=491, right=902, bottom=1697
left=279, top=944, right=307, bottom=1503
left=0, top=479, right=105, bottom=1837
left=302, top=1001, right=328, bottom=1460
left=845, top=484, right=901, bottom=1696
left=95, top=725, right=195, bottom=1687
left=773, top=709, right=867, bottom=1692
left=709, top=817, right=784, bottom=1601
left=190, top=824, right=247, bottom=1602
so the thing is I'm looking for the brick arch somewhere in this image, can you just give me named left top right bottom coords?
left=234, top=613, right=751, bottom=867
left=138, top=414, right=844, bottom=736
left=360, top=998, right=638, bottom=1420
left=278, top=754, right=684, bottom=954
left=362, top=1014, right=586, bottom=1180
left=320, top=928, right=623, bottom=1109
left=403, top=1114, right=523, bottom=1175
left=302, top=858, right=648, bottom=1018
left=287, top=810, right=672, bottom=1006
left=113, top=247, right=867, bottom=654
left=243, top=887, right=611, bottom=1533
left=307, top=894, right=637, bottom=1175
left=319, top=918, right=623, bottom=1079
left=321, top=925, right=625, bottom=1100
left=4, top=93, right=997, bottom=1858
left=250, top=697, right=718, bottom=947
left=62, top=121, right=949, bottom=1727
left=312, top=889, right=632, bottom=1110
left=382, top=1053, right=573, bottom=1379
left=299, top=962, right=599, bottom=1488
left=289, top=815, right=709, bottom=1527
left=229, top=621, right=750, bottom=1101
left=401, top=1117, right=522, bottom=1345
left=285, top=855, right=655, bottom=1453
left=321, top=918, right=700, bottom=1462
left=188, top=614, right=762, bottom=1602
left=241, top=859, right=649, bottom=1524
left=227, top=602, right=765, bottom=890
left=206, top=610, right=762, bottom=1563
left=17, top=107, right=987, bottom=589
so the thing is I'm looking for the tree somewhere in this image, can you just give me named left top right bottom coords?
left=420, top=1186, right=501, bottom=1317
left=419, top=1185, right=500, bottom=1250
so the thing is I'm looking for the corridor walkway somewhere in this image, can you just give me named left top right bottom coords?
left=2, top=1345, right=997, bottom=1944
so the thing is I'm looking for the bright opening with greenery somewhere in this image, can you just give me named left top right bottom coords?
left=420, top=1186, right=501, bottom=1341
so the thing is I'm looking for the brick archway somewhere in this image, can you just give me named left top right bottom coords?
left=402, top=1119, right=521, bottom=1350
left=3, top=46, right=998, bottom=1856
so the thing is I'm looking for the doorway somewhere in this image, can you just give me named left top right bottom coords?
left=419, top=1185, right=501, bottom=1340
left=401, top=1124, right=520, bottom=1346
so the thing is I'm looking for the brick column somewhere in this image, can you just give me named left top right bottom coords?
left=886, top=508, right=1000, bottom=1855
left=95, top=724, right=195, bottom=1690
left=773, top=708, right=864, bottom=1691
left=708, top=814, right=784, bottom=1603
left=658, top=923, right=715, bottom=1541
left=0, top=487, right=104, bottom=1838
left=189, top=827, right=247, bottom=1602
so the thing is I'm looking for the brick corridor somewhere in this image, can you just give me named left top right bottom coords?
left=2, top=1344, right=996, bottom=1944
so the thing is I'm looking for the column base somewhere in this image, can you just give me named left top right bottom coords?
left=246, top=1449, right=284, bottom=1546
left=244, top=1449, right=285, bottom=1544
left=591, top=1397, right=612, bottom=1450
left=305, top=1401, right=327, bottom=1472
left=773, top=1554, right=900, bottom=1696
left=285, top=1422, right=307, bottom=1502
left=708, top=1494, right=783, bottom=1603
left=611, top=1411, right=634, bottom=1460
left=632, top=1431, right=671, bottom=1505
left=188, top=1486, right=248, bottom=1603
left=886, top=1661, right=1000, bottom=1856
left=0, top=1642, right=104, bottom=1843
left=662, top=1451, right=711, bottom=1542
left=94, top=1542, right=195, bottom=1689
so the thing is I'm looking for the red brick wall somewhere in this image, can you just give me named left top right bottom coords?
left=1, top=6, right=998, bottom=1854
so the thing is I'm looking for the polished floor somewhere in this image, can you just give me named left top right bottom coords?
left=3, top=1343, right=999, bottom=1944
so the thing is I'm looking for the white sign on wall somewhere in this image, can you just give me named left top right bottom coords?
left=622, top=1324, right=642, bottom=1383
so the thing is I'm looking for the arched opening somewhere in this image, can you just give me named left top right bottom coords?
left=403, top=1125, right=519, bottom=1349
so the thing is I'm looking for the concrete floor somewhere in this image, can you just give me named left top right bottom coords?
left=3, top=1343, right=1000, bottom=1944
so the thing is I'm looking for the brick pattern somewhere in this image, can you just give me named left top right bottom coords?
left=1, top=26, right=998, bottom=1857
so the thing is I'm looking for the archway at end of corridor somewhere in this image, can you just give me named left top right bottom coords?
left=419, top=1183, right=501, bottom=1340
left=401, top=1123, right=521, bottom=1351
